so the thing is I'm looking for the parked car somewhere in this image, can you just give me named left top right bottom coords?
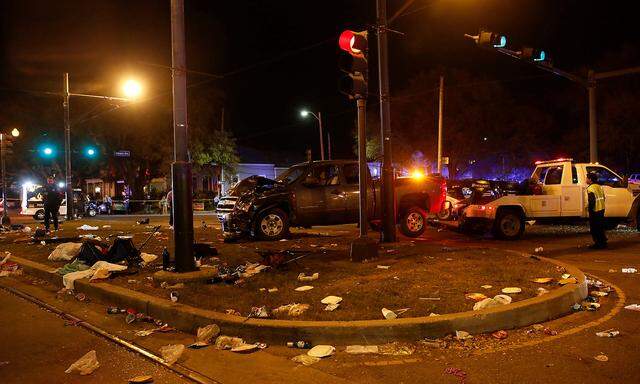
left=629, top=173, right=640, bottom=195
left=216, top=160, right=447, bottom=240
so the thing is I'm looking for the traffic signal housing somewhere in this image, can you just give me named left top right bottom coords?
left=338, top=30, right=368, bottom=99
left=476, top=30, right=508, bottom=48
left=520, top=47, right=552, bottom=66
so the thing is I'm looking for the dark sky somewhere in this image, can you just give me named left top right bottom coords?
left=1, top=0, right=638, bottom=163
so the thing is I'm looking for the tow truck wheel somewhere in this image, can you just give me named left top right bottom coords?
left=399, top=207, right=427, bottom=238
left=256, top=208, right=289, bottom=241
left=492, top=209, right=524, bottom=240
left=34, top=210, right=45, bottom=221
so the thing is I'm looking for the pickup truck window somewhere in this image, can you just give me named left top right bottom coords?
left=310, top=165, right=340, bottom=186
left=544, top=165, right=564, bottom=185
left=572, top=166, right=578, bottom=184
left=276, top=166, right=306, bottom=185
left=533, top=166, right=550, bottom=183
left=586, top=166, right=621, bottom=187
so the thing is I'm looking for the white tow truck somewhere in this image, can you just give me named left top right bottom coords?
left=460, top=159, right=640, bottom=240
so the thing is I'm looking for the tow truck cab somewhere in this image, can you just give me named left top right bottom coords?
left=462, top=159, right=640, bottom=239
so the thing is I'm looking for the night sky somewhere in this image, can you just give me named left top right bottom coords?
left=1, top=0, right=638, bottom=164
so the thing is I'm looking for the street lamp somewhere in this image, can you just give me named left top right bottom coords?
left=62, top=73, right=142, bottom=220
left=300, top=109, right=325, bottom=160
left=1, top=128, right=20, bottom=225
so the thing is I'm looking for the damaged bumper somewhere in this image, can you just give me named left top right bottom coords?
left=216, top=196, right=252, bottom=239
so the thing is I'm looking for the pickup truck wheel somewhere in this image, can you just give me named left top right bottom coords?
left=437, top=206, right=452, bottom=221
left=399, top=207, right=427, bottom=237
left=256, top=208, right=289, bottom=241
left=492, top=209, right=524, bottom=240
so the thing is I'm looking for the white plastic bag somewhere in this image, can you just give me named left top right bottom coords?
left=48, top=243, right=82, bottom=261
left=65, top=350, right=100, bottom=375
left=160, top=344, right=185, bottom=365
left=196, top=324, right=221, bottom=343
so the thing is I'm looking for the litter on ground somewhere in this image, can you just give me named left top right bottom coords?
left=65, top=350, right=100, bottom=375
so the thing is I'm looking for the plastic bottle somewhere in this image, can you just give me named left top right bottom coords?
left=286, top=341, right=311, bottom=349
left=162, top=247, right=170, bottom=270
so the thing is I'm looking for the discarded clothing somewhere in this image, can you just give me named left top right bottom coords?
left=57, top=259, right=91, bottom=276
left=62, top=261, right=128, bottom=289
left=48, top=243, right=83, bottom=261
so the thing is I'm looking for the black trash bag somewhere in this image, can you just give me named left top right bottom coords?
left=193, top=243, right=218, bottom=259
left=107, top=237, right=143, bottom=266
left=76, top=240, right=109, bottom=266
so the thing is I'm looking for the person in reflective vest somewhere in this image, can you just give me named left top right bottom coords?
left=586, top=172, right=607, bottom=249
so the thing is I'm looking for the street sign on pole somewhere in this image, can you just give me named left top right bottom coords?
left=114, top=150, right=131, bottom=158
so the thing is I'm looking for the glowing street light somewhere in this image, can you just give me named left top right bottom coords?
left=122, top=79, right=143, bottom=99
left=43, top=147, right=53, bottom=156
left=11, top=128, right=19, bottom=137
left=300, top=109, right=325, bottom=160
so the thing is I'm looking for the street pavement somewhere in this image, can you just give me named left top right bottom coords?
left=1, top=214, right=639, bottom=383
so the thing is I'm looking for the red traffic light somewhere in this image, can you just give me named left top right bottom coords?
left=339, top=30, right=367, bottom=56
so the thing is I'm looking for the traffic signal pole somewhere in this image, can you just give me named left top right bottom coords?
left=436, top=75, right=444, bottom=174
left=63, top=73, right=73, bottom=221
left=377, top=0, right=397, bottom=243
left=170, top=0, right=196, bottom=273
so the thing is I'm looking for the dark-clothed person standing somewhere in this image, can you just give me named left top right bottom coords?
left=43, top=177, right=63, bottom=232
left=586, top=172, right=607, bottom=249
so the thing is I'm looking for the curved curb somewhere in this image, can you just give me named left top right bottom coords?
left=11, top=253, right=588, bottom=344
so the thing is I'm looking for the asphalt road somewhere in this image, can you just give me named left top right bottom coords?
left=1, top=214, right=639, bottom=383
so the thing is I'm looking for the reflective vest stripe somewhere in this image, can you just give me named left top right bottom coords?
left=587, top=184, right=605, bottom=212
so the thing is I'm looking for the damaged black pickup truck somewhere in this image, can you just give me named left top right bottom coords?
left=216, top=160, right=446, bottom=241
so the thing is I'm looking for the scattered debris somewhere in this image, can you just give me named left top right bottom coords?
left=294, top=285, right=314, bottom=292
left=596, top=329, right=620, bottom=338
left=532, top=277, right=553, bottom=284
left=48, top=243, right=83, bottom=261
left=128, top=375, right=153, bottom=383
left=215, top=336, right=245, bottom=350
left=534, top=247, right=544, bottom=253
left=136, top=218, right=150, bottom=225
left=591, top=291, right=609, bottom=297
left=419, top=297, right=441, bottom=301
left=135, top=325, right=175, bottom=337
left=624, top=304, right=640, bottom=311
left=160, top=282, right=185, bottom=289
left=543, top=328, right=558, bottom=336
left=501, top=287, right=522, bottom=294
left=345, top=345, right=379, bottom=354
left=465, top=293, right=487, bottom=301
left=379, top=342, right=415, bottom=356
left=195, top=324, right=221, bottom=344
left=267, top=287, right=278, bottom=293
left=225, top=309, right=242, bottom=316
left=480, top=285, right=492, bottom=289
left=559, top=277, right=578, bottom=285
left=377, top=265, right=391, bottom=269
left=561, top=273, right=571, bottom=279
left=455, top=330, right=472, bottom=340
left=537, top=287, right=550, bottom=296
left=65, top=350, right=100, bottom=375
left=594, top=354, right=609, bottom=362
left=621, top=267, right=637, bottom=274
left=160, top=344, right=184, bottom=365
left=491, top=330, right=508, bottom=340
left=170, top=291, right=179, bottom=303
left=287, top=341, right=311, bottom=349
left=230, top=344, right=261, bottom=353
left=444, top=367, right=467, bottom=384
left=307, top=345, right=335, bottom=358
left=297, top=272, right=319, bottom=282
left=272, top=303, right=309, bottom=317
left=291, top=354, right=320, bottom=366
left=473, top=294, right=512, bottom=311
left=382, top=308, right=397, bottom=319
left=77, top=225, right=99, bottom=231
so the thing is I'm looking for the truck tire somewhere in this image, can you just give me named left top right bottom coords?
left=399, top=207, right=427, bottom=238
left=492, top=209, right=525, bottom=240
left=255, top=208, right=290, bottom=241
left=34, top=210, right=45, bottom=221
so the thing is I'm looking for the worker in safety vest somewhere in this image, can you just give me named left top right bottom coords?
left=586, top=172, right=607, bottom=249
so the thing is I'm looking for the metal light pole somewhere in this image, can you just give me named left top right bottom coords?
left=63, top=73, right=73, bottom=220
left=377, top=0, right=397, bottom=242
left=587, top=70, right=598, bottom=163
left=170, top=0, right=196, bottom=272
left=0, top=128, right=19, bottom=225
left=327, top=131, right=332, bottom=160
left=301, top=110, right=325, bottom=160
left=436, top=75, right=444, bottom=173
